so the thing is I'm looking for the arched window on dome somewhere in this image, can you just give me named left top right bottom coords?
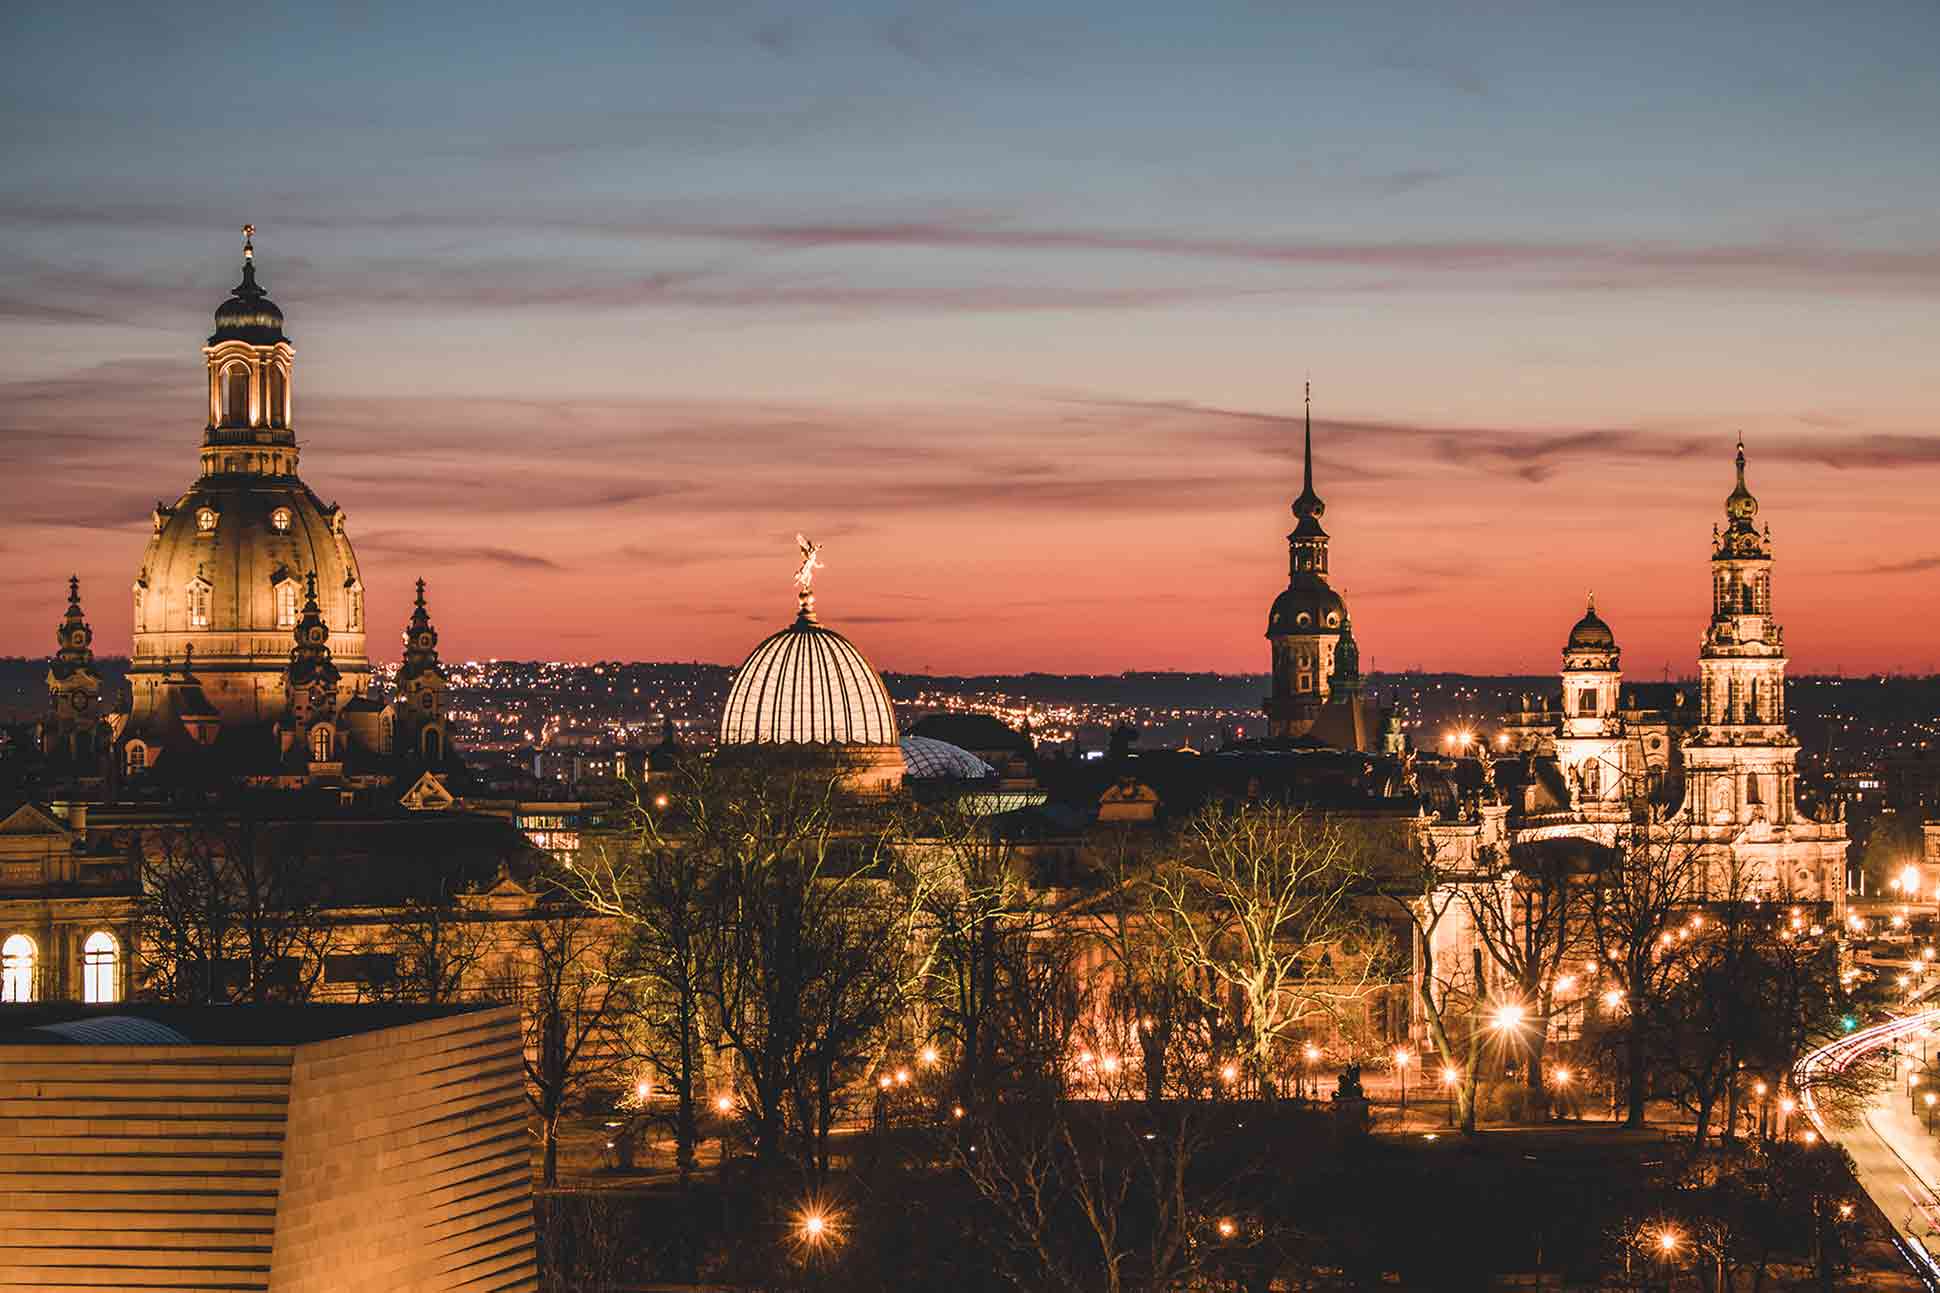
left=270, top=507, right=292, bottom=533
left=275, top=576, right=299, bottom=628
left=82, top=930, right=119, bottom=1004
left=125, top=740, right=147, bottom=776
left=310, top=725, right=333, bottom=763
left=2, top=934, right=37, bottom=1003
left=187, top=578, right=212, bottom=628
left=345, top=582, right=363, bottom=632
left=223, top=362, right=251, bottom=428
left=266, top=365, right=286, bottom=429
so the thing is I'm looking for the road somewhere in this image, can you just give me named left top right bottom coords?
left=1799, top=1010, right=1940, bottom=1286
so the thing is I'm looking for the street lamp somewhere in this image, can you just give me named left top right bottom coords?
left=1395, top=1049, right=1412, bottom=1121
left=1442, top=1066, right=1460, bottom=1126
left=1925, top=1089, right=1936, bottom=1134
left=1303, top=1044, right=1322, bottom=1102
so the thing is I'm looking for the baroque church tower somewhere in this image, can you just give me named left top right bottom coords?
left=42, top=577, right=104, bottom=764
left=1681, top=440, right=1799, bottom=829
left=395, top=579, right=452, bottom=765
left=1265, top=386, right=1349, bottom=739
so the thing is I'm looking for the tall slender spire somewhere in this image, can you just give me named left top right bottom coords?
left=1291, top=380, right=1326, bottom=532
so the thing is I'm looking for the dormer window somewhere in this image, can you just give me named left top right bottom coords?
left=270, top=507, right=292, bottom=533
left=1325, top=612, right=1341, bottom=627
left=196, top=507, right=218, bottom=533
left=125, top=741, right=147, bottom=775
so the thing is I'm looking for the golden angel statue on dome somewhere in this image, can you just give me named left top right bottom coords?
left=793, top=533, right=825, bottom=591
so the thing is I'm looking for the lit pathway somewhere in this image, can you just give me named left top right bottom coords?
left=1799, top=1011, right=1940, bottom=1286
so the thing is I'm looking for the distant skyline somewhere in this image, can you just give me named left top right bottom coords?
left=5, top=2, right=1939, bottom=676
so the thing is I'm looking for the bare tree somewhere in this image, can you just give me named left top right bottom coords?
left=1386, top=828, right=1488, bottom=1132
left=685, top=748, right=911, bottom=1173
left=562, top=773, right=714, bottom=1188
left=1152, top=802, right=1385, bottom=1099
left=519, top=908, right=634, bottom=1187
left=1591, top=823, right=1704, bottom=1127
left=354, top=881, right=496, bottom=1004
left=135, top=812, right=334, bottom=1004
left=1464, top=850, right=1590, bottom=1095
left=918, top=798, right=1037, bottom=1109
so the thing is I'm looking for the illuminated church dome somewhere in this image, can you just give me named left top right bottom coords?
left=129, top=229, right=369, bottom=731
left=720, top=578, right=904, bottom=793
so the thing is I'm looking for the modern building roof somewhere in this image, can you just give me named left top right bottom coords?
left=0, top=1002, right=503, bottom=1047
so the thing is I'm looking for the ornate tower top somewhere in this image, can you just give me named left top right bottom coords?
left=210, top=223, right=286, bottom=347
left=1716, top=435, right=1770, bottom=560
left=51, top=575, right=94, bottom=678
left=288, top=571, right=340, bottom=691
left=399, top=577, right=446, bottom=683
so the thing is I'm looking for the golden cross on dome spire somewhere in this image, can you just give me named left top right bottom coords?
left=242, top=224, right=255, bottom=260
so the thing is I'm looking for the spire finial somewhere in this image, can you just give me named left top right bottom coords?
left=67, top=574, right=80, bottom=606
left=1587, top=589, right=1595, bottom=613
left=242, top=223, right=255, bottom=261
left=414, top=577, right=427, bottom=609
left=1735, top=433, right=1746, bottom=483
left=1303, top=379, right=1313, bottom=496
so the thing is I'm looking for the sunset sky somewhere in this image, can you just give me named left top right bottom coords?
left=4, top=2, right=1939, bottom=676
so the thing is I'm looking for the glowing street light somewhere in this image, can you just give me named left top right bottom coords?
left=715, top=1094, right=734, bottom=1114
left=1658, top=1229, right=1679, bottom=1254
left=920, top=1046, right=940, bottom=1066
left=1441, top=1065, right=1460, bottom=1126
left=1394, top=1049, right=1412, bottom=1120
left=1216, top=1217, right=1237, bottom=1239
left=1220, top=1062, right=1239, bottom=1085
left=1493, top=1003, right=1525, bottom=1032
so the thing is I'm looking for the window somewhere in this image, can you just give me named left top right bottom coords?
left=196, top=507, right=218, bottom=533
left=223, top=363, right=249, bottom=427
left=1, top=935, right=36, bottom=1003
left=325, top=953, right=397, bottom=986
left=82, top=931, right=119, bottom=1004
left=270, top=507, right=292, bottom=533
left=346, top=584, right=363, bottom=631
left=188, top=580, right=211, bottom=627
left=125, top=741, right=147, bottom=775
left=1578, top=689, right=1597, bottom=716
left=310, top=725, right=333, bottom=762
left=275, top=577, right=299, bottom=628
left=266, top=366, right=285, bottom=428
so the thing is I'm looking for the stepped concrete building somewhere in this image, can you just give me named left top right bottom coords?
left=0, top=1004, right=535, bottom=1292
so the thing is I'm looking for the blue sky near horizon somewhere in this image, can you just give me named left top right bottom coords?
left=4, top=1, right=1940, bottom=675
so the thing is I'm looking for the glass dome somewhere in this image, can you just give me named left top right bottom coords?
left=719, top=604, right=898, bottom=747
left=900, top=735, right=996, bottom=781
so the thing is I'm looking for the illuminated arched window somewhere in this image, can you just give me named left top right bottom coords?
left=125, top=740, right=147, bottom=776
left=270, top=507, right=292, bottom=534
left=2, top=935, right=37, bottom=1003
left=223, top=363, right=250, bottom=427
left=187, top=579, right=212, bottom=628
left=310, top=725, right=333, bottom=762
left=83, top=931, right=119, bottom=1004
left=346, top=583, right=363, bottom=632
left=275, top=577, right=299, bottom=628
left=266, top=366, right=285, bottom=429
left=196, top=507, right=218, bottom=533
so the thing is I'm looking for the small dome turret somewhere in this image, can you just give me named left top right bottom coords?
left=209, top=226, right=286, bottom=345
left=1566, top=593, right=1616, bottom=651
